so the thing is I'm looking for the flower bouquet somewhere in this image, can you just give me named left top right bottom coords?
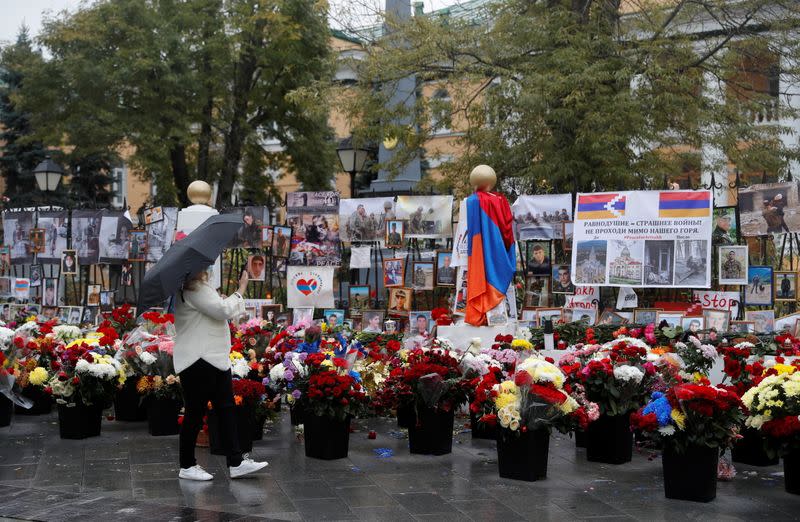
left=631, top=381, right=744, bottom=502
left=673, top=336, right=718, bottom=376
left=741, top=363, right=800, bottom=494
left=132, top=338, right=181, bottom=436
left=234, top=318, right=277, bottom=360
left=48, top=342, right=125, bottom=439
left=11, top=321, right=58, bottom=415
left=264, top=351, right=308, bottom=424
left=460, top=351, right=503, bottom=440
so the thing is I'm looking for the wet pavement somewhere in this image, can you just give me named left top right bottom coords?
left=0, top=411, right=798, bottom=521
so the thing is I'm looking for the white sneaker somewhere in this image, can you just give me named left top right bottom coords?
left=178, top=465, right=214, bottom=481
left=230, top=458, right=268, bottom=479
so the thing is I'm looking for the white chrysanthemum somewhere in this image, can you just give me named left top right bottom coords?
left=613, top=365, right=644, bottom=384
left=53, top=325, right=82, bottom=343
left=517, top=357, right=565, bottom=388
left=269, top=363, right=286, bottom=382
left=15, top=321, right=40, bottom=335
left=700, top=344, right=718, bottom=360
left=0, top=326, right=15, bottom=347
left=658, top=425, right=676, bottom=436
left=139, top=352, right=157, bottom=365
left=231, top=357, right=249, bottom=378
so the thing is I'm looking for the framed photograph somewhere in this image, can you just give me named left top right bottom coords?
left=435, top=251, right=456, bottom=286
left=526, top=241, right=552, bottom=277
left=57, top=306, right=70, bottom=324
left=411, top=261, right=435, bottom=291
left=383, top=258, right=405, bottom=288
left=712, top=207, right=738, bottom=246
left=681, top=317, right=705, bottom=335
left=409, top=311, right=433, bottom=335
left=562, top=222, right=574, bottom=252
left=718, top=245, right=748, bottom=285
left=486, top=301, right=509, bottom=326
left=260, top=304, right=282, bottom=323
left=81, top=306, right=98, bottom=325
left=745, top=266, right=774, bottom=306
left=66, top=306, right=83, bottom=325
left=271, top=226, right=292, bottom=258
left=61, top=250, right=78, bottom=275
left=121, top=262, right=133, bottom=287
left=349, top=285, right=370, bottom=314
left=745, top=310, right=775, bottom=333
left=657, top=311, right=684, bottom=329
left=775, top=271, right=797, bottom=301
left=731, top=320, right=754, bottom=334
left=292, top=307, right=314, bottom=326
left=521, top=308, right=538, bottom=325
left=29, top=264, right=43, bottom=288
left=143, top=206, right=164, bottom=225
left=29, top=228, right=46, bottom=254
left=569, top=308, right=597, bottom=325
left=512, top=194, right=572, bottom=240
left=39, top=306, right=57, bottom=320
left=323, top=309, right=345, bottom=329
left=385, top=220, right=405, bottom=249
left=524, top=275, right=549, bottom=308
left=42, top=278, right=58, bottom=307
left=361, top=310, right=385, bottom=333
left=129, top=230, right=147, bottom=261
left=275, top=311, right=292, bottom=328
left=243, top=306, right=257, bottom=321
left=551, top=264, right=575, bottom=294
left=634, top=308, right=661, bottom=325
left=86, top=284, right=101, bottom=306
left=703, top=309, right=731, bottom=332
left=454, top=267, right=468, bottom=315
left=388, top=287, right=412, bottom=314
left=246, top=254, right=267, bottom=282
left=598, top=310, right=628, bottom=325
left=262, top=226, right=273, bottom=249
left=775, top=313, right=800, bottom=333
left=0, top=246, right=10, bottom=271
left=99, top=291, right=115, bottom=311
left=537, top=308, right=563, bottom=326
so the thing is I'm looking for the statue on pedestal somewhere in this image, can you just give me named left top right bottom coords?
left=464, top=165, right=517, bottom=326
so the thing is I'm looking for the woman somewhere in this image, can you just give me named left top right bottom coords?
left=362, top=313, right=382, bottom=333
left=174, top=268, right=267, bottom=481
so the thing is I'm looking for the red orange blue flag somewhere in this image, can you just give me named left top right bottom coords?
left=658, top=191, right=711, bottom=218
left=576, top=193, right=626, bottom=220
left=465, top=191, right=516, bottom=326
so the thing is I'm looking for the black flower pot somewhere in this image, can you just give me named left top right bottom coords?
left=290, top=402, right=305, bottom=426
left=397, top=403, right=415, bottom=429
left=662, top=443, right=719, bottom=502
left=408, top=407, right=455, bottom=456
left=470, top=410, right=497, bottom=440
left=731, top=428, right=779, bottom=466
left=0, top=394, right=12, bottom=427
left=586, top=413, right=632, bottom=465
left=114, top=380, right=147, bottom=421
left=575, top=429, right=587, bottom=448
left=58, top=402, right=103, bottom=439
left=304, top=413, right=351, bottom=460
left=497, top=427, right=550, bottom=481
left=15, top=386, right=53, bottom=415
left=785, top=451, right=800, bottom=495
left=146, top=397, right=182, bottom=436
left=208, top=406, right=254, bottom=455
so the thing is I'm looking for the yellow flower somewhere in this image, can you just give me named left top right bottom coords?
left=671, top=409, right=686, bottom=430
left=320, top=359, right=334, bottom=369
left=28, top=367, right=49, bottom=386
left=511, top=339, right=533, bottom=351
left=692, top=372, right=705, bottom=382
left=773, top=364, right=796, bottom=375
left=25, top=315, right=37, bottom=323
left=136, top=377, right=152, bottom=394
left=230, top=351, right=244, bottom=360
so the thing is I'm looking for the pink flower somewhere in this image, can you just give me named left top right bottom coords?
left=158, top=340, right=174, bottom=355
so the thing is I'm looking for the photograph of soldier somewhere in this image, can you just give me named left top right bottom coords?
left=511, top=194, right=573, bottom=240
left=712, top=207, right=737, bottom=246
left=411, top=262, right=435, bottom=290
left=552, top=265, right=575, bottom=294
left=128, top=230, right=147, bottom=261
left=340, top=198, right=395, bottom=242
left=745, top=265, right=773, bottom=306
left=272, top=226, right=292, bottom=258
left=385, top=220, right=405, bottom=249
left=775, top=271, right=797, bottom=301
left=30, top=228, right=46, bottom=254
left=435, top=251, right=456, bottom=286
left=395, top=196, right=453, bottom=239
left=349, top=285, right=370, bottom=314
left=388, top=288, right=412, bottom=314
left=718, top=245, right=748, bottom=285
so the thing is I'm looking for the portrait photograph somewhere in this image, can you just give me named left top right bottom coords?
left=574, top=240, right=607, bottom=285
left=86, top=284, right=101, bottom=306
left=524, top=275, right=550, bottom=308
left=128, top=230, right=147, bottom=262
left=261, top=304, right=282, bottom=323
left=674, top=240, right=709, bottom=287
left=383, top=258, right=405, bottom=288
left=29, top=228, right=46, bottom=254
left=511, top=194, right=572, bottom=240
left=286, top=213, right=341, bottom=267
left=745, top=310, right=775, bottom=333
left=394, top=195, right=454, bottom=239
left=42, top=278, right=59, bottom=307
left=57, top=307, right=70, bottom=324
left=607, top=240, right=644, bottom=286
left=526, top=241, right=551, bottom=276
left=292, top=307, right=314, bottom=326
left=562, top=222, right=574, bottom=251
left=323, top=309, right=345, bottom=329
left=703, top=309, right=731, bottom=332
left=385, top=220, right=405, bottom=249
left=411, top=261, right=435, bottom=291
left=41, top=306, right=58, bottom=320
left=598, top=310, right=628, bottom=325
left=361, top=310, right=385, bottom=333
left=745, top=265, right=774, bottom=306
left=712, top=207, right=738, bottom=246
left=775, top=271, right=797, bottom=301
left=237, top=207, right=269, bottom=248
left=262, top=226, right=273, bottom=249
left=271, top=226, right=292, bottom=258
left=408, top=311, right=432, bottom=335
left=0, top=247, right=10, bottom=271
left=551, top=264, right=575, bottom=294
left=99, top=212, right=133, bottom=263
left=29, top=264, right=42, bottom=288
left=99, top=291, right=115, bottom=311
left=643, top=240, right=675, bottom=286
left=657, top=311, right=684, bottom=329
left=681, top=317, right=705, bottom=335
left=718, top=245, right=748, bottom=285
left=61, top=250, right=78, bottom=275
left=730, top=320, right=754, bottom=334
left=247, top=254, right=267, bottom=282
left=634, top=308, right=660, bottom=325
left=536, top=308, right=563, bottom=326
left=67, top=306, right=83, bottom=325
left=435, top=251, right=456, bottom=286
left=81, top=306, right=98, bottom=325
left=349, top=285, right=370, bottom=314
left=388, top=288, right=412, bottom=314
left=340, top=197, right=395, bottom=242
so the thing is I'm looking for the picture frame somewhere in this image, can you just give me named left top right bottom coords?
left=271, top=226, right=292, bottom=258
left=598, top=310, right=628, bottom=325
left=524, top=275, right=550, bottom=308
left=526, top=241, right=552, bottom=277
left=712, top=206, right=739, bottom=246
left=703, top=309, right=731, bottom=332
left=411, top=261, right=435, bottom=290
left=633, top=308, right=661, bottom=325
left=774, top=271, right=798, bottom=302
left=348, top=285, right=370, bottom=314
left=730, top=320, right=754, bottom=334
left=57, top=306, right=70, bottom=324
left=260, top=304, right=282, bottom=322
left=681, top=316, right=705, bottom=334
left=520, top=308, right=538, bottom=325
left=435, top=251, right=456, bottom=287
left=29, top=264, right=43, bottom=288
left=408, top=311, right=433, bottom=335
left=81, top=306, right=98, bottom=325
left=745, top=266, right=774, bottom=306
left=383, top=258, right=405, bottom=288
left=246, top=254, right=267, bottom=282
left=143, top=206, right=164, bottom=225
left=67, top=306, right=83, bottom=325
left=261, top=226, right=272, bottom=249
left=568, top=308, right=597, bottom=325
left=42, top=278, right=59, bottom=307
left=361, top=310, right=385, bottom=333
left=385, top=220, right=405, bottom=249
left=86, top=284, right=101, bottom=306
left=0, top=246, right=10, bottom=271
left=128, top=229, right=147, bottom=262
left=745, top=310, right=775, bottom=333
left=30, top=228, right=46, bottom=254
left=275, top=311, right=293, bottom=328
left=323, top=309, right=345, bottom=329
left=657, top=312, right=684, bottom=329
left=292, top=307, right=314, bottom=326
left=61, top=250, right=78, bottom=275
left=562, top=222, right=574, bottom=252
left=551, top=264, right=575, bottom=294
left=388, top=287, right=412, bottom=315
left=99, top=291, right=115, bottom=311
left=536, top=307, right=563, bottom=326
left=718, top=245, right=748, bottom=285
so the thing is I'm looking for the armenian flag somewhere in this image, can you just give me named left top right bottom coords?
left=465, top=191, right=516, bottom=326
left=577, top=194, right=626, bottom=220
left=659, top=191, right=711, bottom=218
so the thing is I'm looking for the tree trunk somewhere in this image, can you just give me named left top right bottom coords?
left=170, top=141, right=191, bottom=207
left=197, top=95, right=214, bottom=182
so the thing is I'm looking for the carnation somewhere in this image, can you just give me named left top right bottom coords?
left=0, top=326, right=15, bottom=347
left=53, top=325, right=83, bottom=343
left=613, top=365, right=644, bottom=384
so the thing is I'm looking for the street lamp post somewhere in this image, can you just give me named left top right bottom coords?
left=336, top=136, right=370, bottom=198
left=32, top=156, right=66, bottom=200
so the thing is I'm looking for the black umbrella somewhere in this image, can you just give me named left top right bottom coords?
left=137, top=213, right=243, bottom=311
